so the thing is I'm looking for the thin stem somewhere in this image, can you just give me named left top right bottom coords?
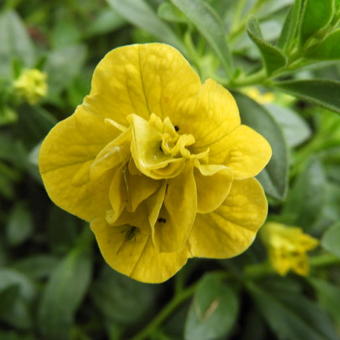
left=131, top=283, right=197, bottom=340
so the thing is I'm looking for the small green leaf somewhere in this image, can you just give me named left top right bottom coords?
left=301, top=0, right=335, bottom=43
left=85, top=9, right=125, bottom=37
left=306, top=29, right=340, bottom=60
left=321, top=222, right=340, bottom=258
left=0, top=10, right=35, bottom=77
left=275, top=79, right=340, bottom=114
left=90, top=266, right=157, bottom=325
left=38, top=231, right=93, bottom=340
left=158, top=2, right=187, bottom=23
left=170, top=0, right=234, bottom=77
left=107, top=0, right=185, bottom=52
left=278, top=0, right=307, bottom=50
left=265, top=104, right=311, bottom=147
left=248, top=282, right=339, bottom=340
left=247, top=19, right=287, bottom=75
left=6, top=203, right=33, bottom=247
left=283, top=158, right=327, bottom=229
left=185, top=273, right=239, bottom=340
left=234, top=92, right=289, bottom=200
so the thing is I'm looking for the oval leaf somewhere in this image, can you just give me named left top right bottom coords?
left=275, top=79, right=340, bottom=114
left=185, top=273, right=239, bottom=340
left=170, top=0, right=234, bottom=77
left=247, top=19, right=287, bottom=75
left=107, top=0, right=185, bottom=52
left=306, top=29, right=340, bottom=60
left=234, top=92, right=289, bottom=200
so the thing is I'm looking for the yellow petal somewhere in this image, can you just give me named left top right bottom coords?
left=39, top=105, right=118, bottom=221
left=86, top=43, right=200, bottom=125
left=125, top=171, right=161, bottom=212
left=172, top=79, right=240, bottom=150
left=153, top=166, right=197, bottom=252
left=209, top=125, right=272, bottom=179
left=189, top=178, right=267, bottom=258
left=129, top=113, right=185, bottom=179
left=195, top=163, right=233, bottom=213
left=91, top=218, right=188, bottom=283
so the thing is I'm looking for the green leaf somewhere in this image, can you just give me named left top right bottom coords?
left=306, top=29, right=340, bottom=60
left=85, top=9, right=125, bottom=37
left=90, top=266, right=157, bottom=325
left=275, top=79, right=340, bottom=114
left=301, top=0, right=335, bottom=43
left=0, top=285, right=20, bottom=316
left=38, top=231, right=93, bottom=340
left=6, top=202, right=33, bottom=247
left=321, top=222, right=340, bottom=258
left=247, top=19, right=287, bottom=75
left=44, top=45, right=87, bottom=98
left=234, top=92, right=289, bottom=200
left=11, top=255, right=59, bottom=280
left=278, top=0, right=307, bottom=50
left=185, top=273, right=239, bottom=340
left=309, top=278, right=340, bottom=328
left=107, top=0, right=185, bottom=52
left=158, top=2, right=187, bottom=23
left=265, top=104, right=311, bottom=147
left=248, top=282, right=339, bottom=340
left=170, top=0, right=234, bottom=77
left=0, top=11, right=35, bottom=77
left=283, top=158, right=327, bottom=229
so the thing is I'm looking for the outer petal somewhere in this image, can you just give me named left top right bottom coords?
left=86, top=43, right=201, bottom=124
left=189, top=178, right=267, bottom=258
left=195, top=164, right=233, bottom=213
left=209, top=125, right=272, bottom=179
left=153, top=166, right=197, bottom=252
left=173, top=79, right=240, bottom=150
left=39, top=105, right=119, bottom=221
left=91, top=219, right=188, bottom=283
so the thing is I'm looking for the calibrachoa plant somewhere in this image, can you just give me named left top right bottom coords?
left=1, top=0, right=340, bottom=339
left=39, top=43, right=271, bottom=283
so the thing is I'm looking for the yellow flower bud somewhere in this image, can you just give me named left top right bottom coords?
left=243, top=87, right=275, bottom=104
left=262, top=222, right=319, bottom=276
left=14, top=69, right=48, bottom=105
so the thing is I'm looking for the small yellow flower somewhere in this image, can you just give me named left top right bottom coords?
left=262, top=222, right=319, bottom=276
left=14, top=69, right=48, bottom=105
left=39, top=43, right=271, bottom=283
left=243, top=87, right=274, bottom=104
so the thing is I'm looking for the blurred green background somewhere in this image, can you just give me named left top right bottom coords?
left=1, top=0, right=340, bottom=339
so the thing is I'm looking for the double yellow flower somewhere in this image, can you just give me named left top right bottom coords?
left=39, top=43, right=272, bottom=283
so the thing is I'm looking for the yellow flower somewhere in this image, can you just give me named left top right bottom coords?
left=14, top=69, right=48, bottom=105
left=243, top=87, right=274, bottom=104
left=39, top=43, right=271, bottom=283
left=262, top=222, right=319, bottom=276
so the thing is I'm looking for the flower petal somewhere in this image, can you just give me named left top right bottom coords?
left=86, top=43, right=201, bottom=124
left=195, top=164, right=233, bottom=213
left=129, top=113, right=185, bottom=179
left=91, top=218, right=188, bottom=283
left=189, top=178, right=267, bottom=258
left=173, top=79, right=240, bottom=150
left=153, top=166, right=197, bottom=252
left=39, top=105, right=118, bottom=221
left=209, top=125, right=272, bottom=179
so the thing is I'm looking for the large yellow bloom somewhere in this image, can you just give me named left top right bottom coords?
left=261, top=222, right=319, bottom=276
left=39, top=43, right=271, bottom=283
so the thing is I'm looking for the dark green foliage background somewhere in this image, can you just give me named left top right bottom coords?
left=1, top=0, right=340, bottom=339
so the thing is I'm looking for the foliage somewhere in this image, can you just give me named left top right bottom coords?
left=1, top=0, right=340, bottom=339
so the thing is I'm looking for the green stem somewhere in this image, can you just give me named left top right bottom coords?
left=131, top=283, right=197, bottom=340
